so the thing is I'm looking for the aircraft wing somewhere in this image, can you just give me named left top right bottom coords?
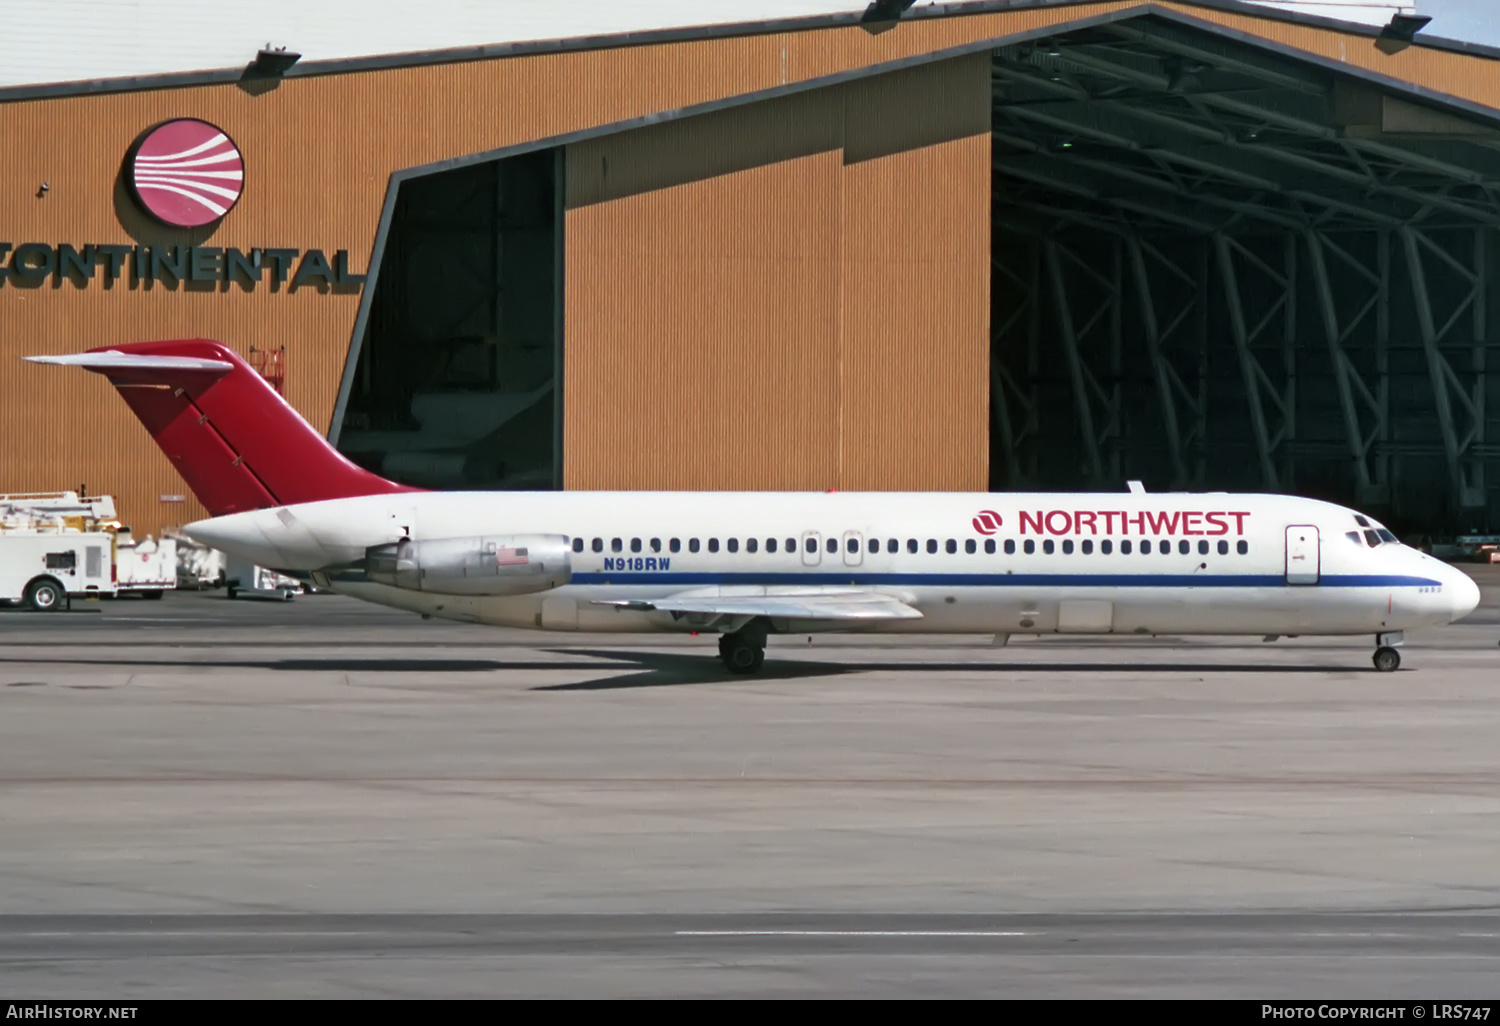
left=593, top=588, right=922, bottom=621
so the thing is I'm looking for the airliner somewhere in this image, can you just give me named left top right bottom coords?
left=29, top=340, right=1481, bottom=673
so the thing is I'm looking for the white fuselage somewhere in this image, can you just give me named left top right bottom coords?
left=184, top=490, right=1479, bottom=637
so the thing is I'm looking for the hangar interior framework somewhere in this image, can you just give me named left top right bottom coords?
left=988, top=14, right=1500, bottom=533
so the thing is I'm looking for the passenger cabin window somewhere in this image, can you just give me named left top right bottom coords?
left=727, top=538, right=739, bottom=553
left=1081, top=540, right=1093, bottom=554
left=1003, top=539, right=1014, bottom=554
left=888, top=539, right=899, bottom=554
left=826, top=538, right=837, bottom=554
left=1121, top=540, right=1132, bottom=554
left=868, top=539, right=879, bottom=554
left=1100, top=540, right=1111, bottom=554
left=805, top=537, right=817, bottom=554
left=1043, top=540, right=1055, bottom=554
left=746, top=538, right=758, bottom=554
left=1178, top=540, right=1190, bottom=555
left=965, top=539, right=977, bottom=554
left=1217, top=540, right=1229, bottom=555
left=846, top=538, right=858, bottom=554
left=945, top=539, right=957, bottom=554
left=592, top=538, right=603, bottom=553
left=926, top=539, right=937, bottom=554
left=670, top=538, right=681, bottom=553
left=650, top=538, right=661, bottom=553
left=689, top=539, right=700, bottom=553
left=708, top=538, right=720, bottom=553
left=766, top=538, right=777, bottom=553
left=631, top=538, right=642, bottom=553
left=786, top=538, right=796, bottom=552
left=611, top=538, right=622, bottom=553
left=1197, top=540, right=1209, bottom=555
left=1062, top=539, right=1074, bottom=555
left=1024, top=539, right=1035, bottom=554
left=1237, top=540, right=1249, bottom=555
left=572, top=538, right=584, bottom=553
left=1140, top=540, right=1151, bottom=554
left=907, top=539, right=918, bottom=554
left=986, top=539, right=997, bottom=554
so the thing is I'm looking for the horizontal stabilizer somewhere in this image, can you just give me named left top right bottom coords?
left=25, top=351, right=234, bottom=374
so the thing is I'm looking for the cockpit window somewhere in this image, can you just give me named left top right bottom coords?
left=1346, top=531, right=1363, bottom=546
left=1362, top=530, right=1380, bottom=547
left=1376, top=529, right=1397, bottom=544
left=1354, top=515, right=1371, bottom=527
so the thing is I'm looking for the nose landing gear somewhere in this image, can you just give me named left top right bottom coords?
left=1372, top=631, right=1403, bottom=672
left=718, top=622, right=767, bottom=674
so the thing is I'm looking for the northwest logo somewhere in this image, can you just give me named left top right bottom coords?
left=126, top=119, right=245, bottom=228
left=971, top=510, right=1003, bottom=535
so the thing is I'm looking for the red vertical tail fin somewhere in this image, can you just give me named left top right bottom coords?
left=28, top=339, right=418, bottom=517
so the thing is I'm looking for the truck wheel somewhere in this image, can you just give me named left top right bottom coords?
left=25, top=579, right=65, bottom=612
left=226, top=587, right=238, bottom=600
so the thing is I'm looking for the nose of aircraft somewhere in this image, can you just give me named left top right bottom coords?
left=1444, top=563, right=1482, bottom=622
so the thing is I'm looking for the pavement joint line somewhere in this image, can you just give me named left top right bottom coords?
left=672, top=930, right=1031, bottom=937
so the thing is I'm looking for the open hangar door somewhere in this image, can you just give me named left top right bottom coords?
left=990, top=14, right=1500, bottom=536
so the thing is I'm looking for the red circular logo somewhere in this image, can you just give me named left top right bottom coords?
left=126, top=119, right=244, bottom=228
left=972, top=510, right=1003, bottom=535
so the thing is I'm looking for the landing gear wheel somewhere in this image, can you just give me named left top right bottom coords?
left=24, top=579, right=64, bottom=612
left=718, top=634, right=766, bottom=674
left=1373, top=646, right=1401, bottom=672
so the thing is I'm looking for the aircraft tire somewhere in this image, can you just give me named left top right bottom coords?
left=720, top=637, right=764, bottom=674
left=1373, top=646, right=1401, bottom=673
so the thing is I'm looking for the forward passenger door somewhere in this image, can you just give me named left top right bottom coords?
left=1285, top=525, right=1320, bottom=585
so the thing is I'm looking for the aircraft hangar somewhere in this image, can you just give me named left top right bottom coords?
left=1, top=1, right=1498, bottom=536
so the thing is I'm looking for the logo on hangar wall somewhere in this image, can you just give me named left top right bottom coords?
left=126, top=119, right=245, bottom=228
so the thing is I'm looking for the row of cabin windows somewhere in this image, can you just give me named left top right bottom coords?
left=572, top=536, right=1252, bottom=556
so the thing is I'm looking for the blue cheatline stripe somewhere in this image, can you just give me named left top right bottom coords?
left=566, top=572, right=1442, bottom=589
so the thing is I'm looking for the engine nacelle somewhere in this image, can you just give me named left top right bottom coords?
left=365, top=535, right=571, bottom=596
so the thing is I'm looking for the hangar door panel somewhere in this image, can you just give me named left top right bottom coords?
left=338, top=150, right=561, bottom=492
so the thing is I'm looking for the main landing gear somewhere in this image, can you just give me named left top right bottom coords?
left=1372, top=631, right=1403, bottom=673
left=718, top=623, right=767, bottom=674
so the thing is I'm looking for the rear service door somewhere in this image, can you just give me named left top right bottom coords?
left=1285, top=525, right=1320, bottom=585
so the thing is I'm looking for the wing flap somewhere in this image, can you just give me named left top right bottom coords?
left=594, top=589, right=922, bottom=621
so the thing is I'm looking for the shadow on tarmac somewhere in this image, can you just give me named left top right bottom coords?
left=0, top=651, right=1386, bottom=689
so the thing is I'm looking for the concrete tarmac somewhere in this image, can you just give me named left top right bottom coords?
left=0, top=568, right=1497, bottom=997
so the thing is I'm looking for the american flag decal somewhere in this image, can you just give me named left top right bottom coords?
left=495, top=547, right=529, bottom=566
left=127, top=119, right=245, bottom=228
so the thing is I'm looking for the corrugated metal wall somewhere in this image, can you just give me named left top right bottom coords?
left=1, top=3, right=1497, bottom=532
left=562, top=55, right=990, bottom=491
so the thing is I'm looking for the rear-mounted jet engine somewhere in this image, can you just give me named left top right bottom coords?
left=365, top=535, right=571, bottom=595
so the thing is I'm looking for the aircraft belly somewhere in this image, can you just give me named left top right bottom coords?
left=328, top=580, right=1394, bottom=637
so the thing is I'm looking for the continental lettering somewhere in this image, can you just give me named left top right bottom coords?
left=0, top=241, right=366, bottom=292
